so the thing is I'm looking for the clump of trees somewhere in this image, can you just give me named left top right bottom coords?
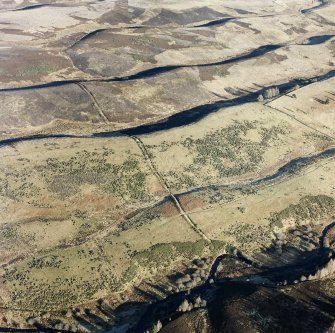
left=264, top=86, right=280, bottom=99
left=176, top=272, right=204, bottom=290
left=178, top=296, right=207, bottom=313
left=178, top=299, right=191, bottom=312
left=145, top=320, right=162, bottom=333
left=273, top=231, right=287, bottom=254
left=258, top=86, right=280, bottom=101
left=153, top=320, right=162, bottom=332
left=307, top=257, right=335, bottom=280
left=292, top=224, right=317, bottom=248
left=174, top=258, right=211, bottom=290
left=257, top=94, right=264, bottom=102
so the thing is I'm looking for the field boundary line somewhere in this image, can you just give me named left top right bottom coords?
left=77, top=83, right=109, bottom=123
left=130, top=135, right=210, bottom=242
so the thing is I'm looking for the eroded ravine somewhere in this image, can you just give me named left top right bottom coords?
left=1, top=68, right=334, bottom=149
left=173, top=147, right=335, bottom=200
left=131, top=221, right=335, bottom=332
left=0, top=44, right=284, bottom=92
left=301, top=0, right=329, bottom=14
left=2, top=31, right=334, bottom=94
